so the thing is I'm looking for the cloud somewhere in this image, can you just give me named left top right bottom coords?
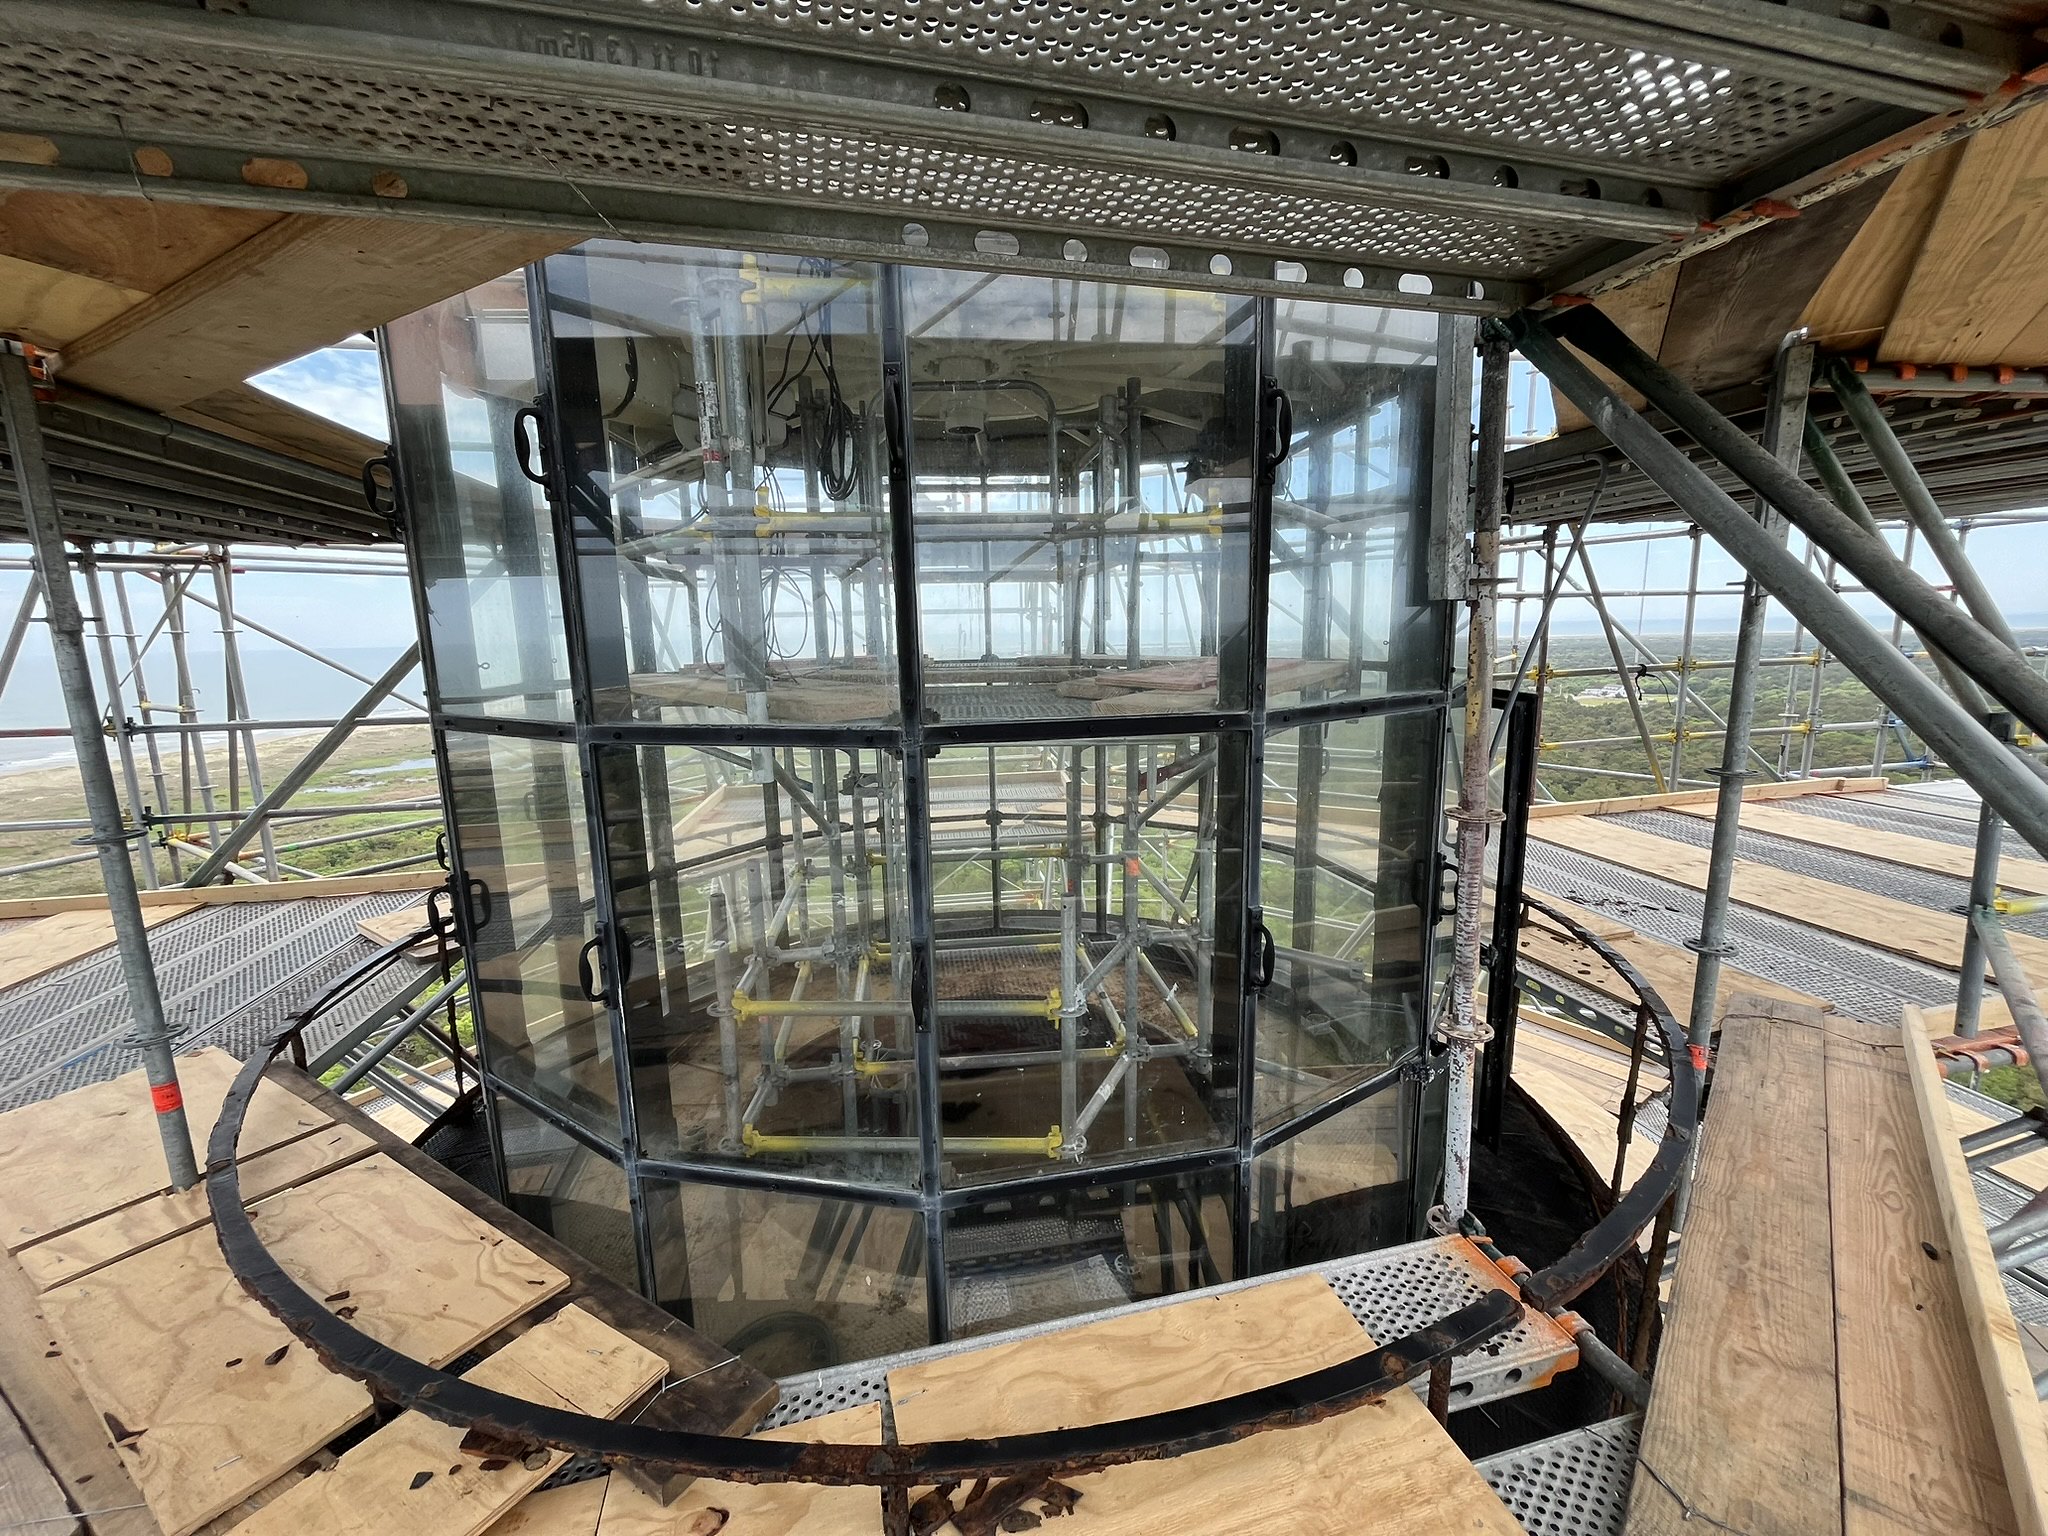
left=248, top=347, right=390, bottom=439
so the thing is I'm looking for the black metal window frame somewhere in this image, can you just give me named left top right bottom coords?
left=387, top=252, right=1464, bottom=1345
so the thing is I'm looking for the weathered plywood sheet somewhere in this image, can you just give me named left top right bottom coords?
left=0, top=900, right=197, bottom=992
left=19, top=1121, right=376, bottom=1291
left=1883, top=108, right=2048, bottom=366
left=887, top=1272, right=1521, bottom=1535
left=1526, top=777, right=1886, bottom=819
left=1550, top=263, right=1679, bottom=434
left=0, top=1386, right=77, bottom=1536
left=1904, top=1006, right=2048, bottom=1536
left=594, top=1404, right=886, bottom=1536
left=60, top=215, right=570, bottom=412
left=1802, top=144, right=1964, bottom=354
left=247, top=1153, right=569, bottom=1367
left=0, top=1048, right=331, bottom=1251
left=42, top=1222, right=376, bottom=1536
left=230, top=1305, right=663, bottom=1536
left=1626, top=997, right=1843, bottom=1535
left=494, top=1479, right=608, bottom=1536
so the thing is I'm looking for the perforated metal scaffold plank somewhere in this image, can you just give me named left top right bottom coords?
left=0, top=0, right=2038, bottom=309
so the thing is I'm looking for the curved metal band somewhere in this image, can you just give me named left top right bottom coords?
left=200, top=887, right=1693, bottom=1486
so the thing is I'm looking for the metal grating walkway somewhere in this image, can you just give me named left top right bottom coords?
left=0, top=891, right=433, bottom=1112
left=1477, top=1414, right=1641, bottom=1536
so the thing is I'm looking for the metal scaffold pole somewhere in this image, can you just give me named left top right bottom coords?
left=1440, top=323, right=1507, bottom=1225
left=0, top=344, right=199, bottom=1190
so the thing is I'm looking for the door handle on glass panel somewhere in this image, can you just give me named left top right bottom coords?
left=1262, top=381, right=1293, bottom=474
left=426, top=884, right=455, bottom=946
left=511, top=405, right=550, bottom=486
left=1253, top=916, right=1276, bottom=989
left=360, top=453, right=395, bottom=519
left=464, top=875, right=493, bottom=933
left=576, top=936, right=608, bottom=1004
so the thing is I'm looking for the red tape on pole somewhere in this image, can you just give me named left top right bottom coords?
left=151, top=1080, right=183, bottom=1114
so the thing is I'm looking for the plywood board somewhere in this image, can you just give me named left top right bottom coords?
left=1512, top=1053, right=1654, bottom=1190
left=0, top=1248, right=155, bottom=1536
left=0, top=252, right=145, bottom=350
left=1527, top=815, right=2048, bottom=980
left=1822, top=1017, right=2020, bottom=1535
left=1550, top=262, right=1680, bottom=434
left=247, top=1153, right=569, bottom=1367
left=1526, top=776, right=1886, bottom=819
left=1674, top=799, right=2048, bottom=894
left=60, top=214, right=571, bottom=412
left=1903, top=1005, right=2048, bottom=1536
left=1626, top=996, right=1843, bottom=1535
left=495, top=1479, right=608, bottom=1536
left=0, top=1386, right=78, bottom=1536
left=173, top=384, right=384, bottom=481
left=18, top=1120, right=376, bottom=1291
left=887, top=1272, right=1521, bottom=1535
left=595, top=1404, right=886, bottom=1536
left=1883, top=107, right=2048, bottom=365
left=0, top=1047, right=332, bottom=1251
left=1802, top=144, right=1964, bottom=353
left=0, top=869, right=447, bottom=919
left=359, top=904, right=438, bottom=957
left=41, top=1221, right=376, bottom=1536
left=0, top=190, right=280, bottom=296
left=230, top=1304, right=663, bottom=1536
left=0, top=901, right=197, bottom=992
left=1516, top=901, right=1827, bottom=1025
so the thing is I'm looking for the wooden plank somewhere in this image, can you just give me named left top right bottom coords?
left=1511, top=1053, right=1653, bottom=1190
left=0, top=1049, right=332, bottom=1251
left=0, top=870, right=448, bottom=920
left=1801, top=144, right=1965, bottom=353
left=1674, top=799, right=2048, bottom=895
left=1626, top=995, right=1843, bottom=1535
left=245, top=1153, right=568, bottom=1368
left=594, top=1404, right=885, bottom=1536
left=41, top=1222, right=376, bottom=1536
left=1526, top=815, right=2048, bottom=979
left=0, top=1247, right=157, bottom=1536
left=1902, top=1004, right=2048, bottom=1536
left=18, top=1122, right=376, bottom=1292
left=358, top=905, right=437, bottom=958
left=491, top=1479, right=607, bottom=1536
left=0, top=903, right=198, bottom=993
left=0, top=254, right=146, bottom=351
left=887, top=1272, right=1521, bottom=1535
left=0, top=1385, right=79, bottom=1536
left=1823, top=1016, right=2020, bottom=1535
left=1526, top=776, right=1886, bottom=819
left=0, top=192, right=280, bottom=297
left=59, top=215, right=571, bottom=412
left=261, top=1066, right=779, bottom=1440
left=1882, top=107, right=2048, bottom=365
left=1549, top=262, right=1679, bottom=434
left=229, top=1305, right=663, bottom=1536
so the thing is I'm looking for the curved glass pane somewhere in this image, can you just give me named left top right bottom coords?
left=543, top=244, right=898, bottom=727
left=598, top=742, right=919, bottom=1187
left=1256, top=709, right=1439, bottom=1128
left=1251, top=1089, right=1411, bottom=1272
left=901, top=269, right=1257, bottom=724
left=385, top=276, right=573, bottom=720
left=447, top=731, right=616, bottom=1138
left=1268, top=300, right=1445, bottom=705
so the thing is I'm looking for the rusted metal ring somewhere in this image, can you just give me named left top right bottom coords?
left=204, top=1028, right=1521, bottom=1485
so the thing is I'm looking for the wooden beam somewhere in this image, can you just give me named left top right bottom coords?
left=1626, top=995, right=1843, bottom=1535
left=1903, top=1003, right=2048, bottom=1536
left=57, top=215, right=570, bottom=413
left=1527, top=776, right=1886, bottom=819
left=0, top=869, right=447, bottom=920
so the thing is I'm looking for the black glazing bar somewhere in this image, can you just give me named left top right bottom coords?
left=1478, top=688, right=1539, bottom=1148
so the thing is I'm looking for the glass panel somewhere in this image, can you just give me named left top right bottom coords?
left=1256, top=710, right=1438, bottom=1128
left=541, top=244, right=897, bottom=726
left=900, top=269, right=1258, bottom=725
left=447, top=732, right=617, bottom=1137
left=596, top=743, right=919, bottom=1186
left=385, top=275, right=573, bottom=720
left=924, top=733, right=1242, bottom=1185
left=945, top=1168, right=1234, bottom=1339
left=494, top=1093, right=637, bottom=1293
left=1251, top=1088, right=1411, bottom=1272
left=1267, top=299, right=1444, bottom=706
left=644, top=1179, right=927, bottom=1373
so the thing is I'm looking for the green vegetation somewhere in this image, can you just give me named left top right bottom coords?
left=1977, top=1065, right=2046, bottom=1113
